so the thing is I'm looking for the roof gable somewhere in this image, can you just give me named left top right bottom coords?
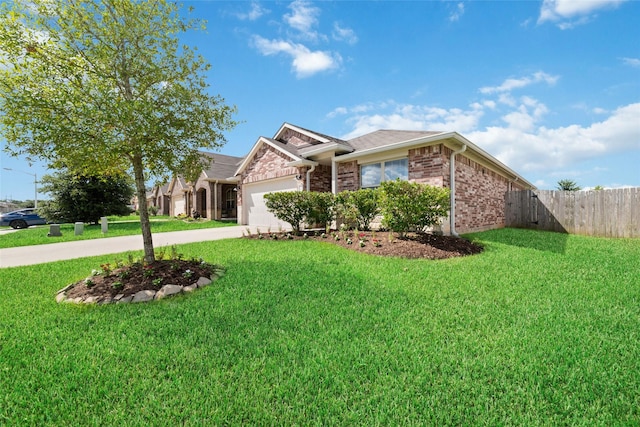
left=234, top=136, right=303, bottom=177
left=200, top=152, right=244, bottom=181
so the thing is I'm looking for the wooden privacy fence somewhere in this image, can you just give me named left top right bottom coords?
left=505, top=188, right=640, bottom=238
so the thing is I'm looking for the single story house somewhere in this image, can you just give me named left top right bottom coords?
left=150, top=152, right=244, bottom=220
left=234, top=123, right=534, bottom=235
left=147, top=182, right=170, bottom=216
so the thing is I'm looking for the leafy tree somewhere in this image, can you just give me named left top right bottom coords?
left=39, top=170, right=134, bottom=224
left=336, top=189, right=379, bottom=231
left=378, top=180, right=450, bottom=237
left=263, top=191, right=313, bottom=234
left=556, top=179, right=581, bottom=191
left=593, top=185, right=604, bottom=190
left=0, top=1, right=237, bottom=262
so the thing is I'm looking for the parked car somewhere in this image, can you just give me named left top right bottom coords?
left=0, top=208, right=47, bottom=229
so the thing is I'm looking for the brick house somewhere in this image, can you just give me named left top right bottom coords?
left=152, top=152, right=243, bottom=220
left=234, top=123, right=534, bottom=235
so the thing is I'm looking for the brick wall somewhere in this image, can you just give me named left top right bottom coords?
left=442, top=146, right=513, bottom=233
left=241, top=144, right=299, bottom=185
left=408, top=145, right=446, bottom=187
left=237, top=143, right=300, bottom=211
left=336, top=161, right=359, bottom=192
left=279, top=128, right=322, bottom=147
left=308, top=164, right=332, bottom=192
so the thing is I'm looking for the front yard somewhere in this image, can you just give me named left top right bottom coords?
left=0, top=216, right=236, bottom=249
left=1, top=228, right=638, bottom=424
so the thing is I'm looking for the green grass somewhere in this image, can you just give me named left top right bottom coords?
left=0, top=217, right=236, bottom=249
left=1, top=228, right=639, bottom=425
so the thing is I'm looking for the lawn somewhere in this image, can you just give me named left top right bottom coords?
left=0, top=216, right=236, bottom=249
left=1, top=228, right=639, bottom=425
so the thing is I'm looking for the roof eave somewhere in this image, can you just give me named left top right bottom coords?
left=299, top=142, right=354, bottom=158
left=334, top=131, right=451, bottom=162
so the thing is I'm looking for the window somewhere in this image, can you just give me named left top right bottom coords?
left=225, top=188, right=236, bottom=210
left=360, top=158, right=408, bottom=188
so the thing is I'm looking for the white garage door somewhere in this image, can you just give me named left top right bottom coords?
left=244, top=177, right=299, bottom=228
left=173, top=199, right=185, bottom=216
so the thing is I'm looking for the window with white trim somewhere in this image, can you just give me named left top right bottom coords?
left=360, top=158, right=408, bottom=188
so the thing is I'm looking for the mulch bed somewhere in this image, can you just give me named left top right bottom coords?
left=248, top=230, right=483, bottom=260
left=63, top=259, right=219, bottom=301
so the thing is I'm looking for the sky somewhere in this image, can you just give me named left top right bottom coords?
left=1, top=0, right=639, bottom=202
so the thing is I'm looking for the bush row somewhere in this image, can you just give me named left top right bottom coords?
left=264, top=180, right=450, bottom=235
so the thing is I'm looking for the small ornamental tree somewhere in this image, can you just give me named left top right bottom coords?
left=0, top=1, right=237, bottom=262
left=263, top=191, right=313, bottom=234
left=378, top=180, right=450, bottom=237
left=39, top=169, right=134, bottom=224
left=336, top=189, right=379, bottom=230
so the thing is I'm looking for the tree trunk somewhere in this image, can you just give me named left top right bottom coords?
left=132, top=152, right=155, bottom=263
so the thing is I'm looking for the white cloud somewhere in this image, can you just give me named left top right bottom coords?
left=284, top=0, right=322, bottom=40
left=237, top=2, right=268, bottom=21
left=332, top=23, right=358, bottom=45
left=480, top=71, right=559, bottom=94
left=621, top=57, right=640, bottom=68
left=337, top=102, right=485, bottom=140
left=538, top=0, right=628, bottom=28
left=468, top=103, right=640, bottom=172
left=449, top=3, right=465, bottom=22
left=252, top=36, right=341, bottom=78
left=329, top=85, right=640, bottom=176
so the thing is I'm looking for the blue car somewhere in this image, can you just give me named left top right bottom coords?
left=0, top=208, right=47, bottom=229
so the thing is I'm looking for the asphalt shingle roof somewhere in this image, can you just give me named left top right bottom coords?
left=346, top=130, right=443, bottom=152
left=200, top=152, right=245, bottom=180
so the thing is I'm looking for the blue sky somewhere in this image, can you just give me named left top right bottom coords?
left=1, top=0, right=639, bottom=201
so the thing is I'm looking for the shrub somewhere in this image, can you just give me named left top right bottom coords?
left=336, top=189, right=379, bottom=231
left=307, top=192, right=336, bottom=230
left=378, top=180, right=450, bottom=237
left=263, top=191, right=313, bottom=234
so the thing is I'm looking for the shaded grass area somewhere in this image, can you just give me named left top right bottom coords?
left=0, top=218, right=236, bottom=249
left=1, top=229, right=639, bottom=425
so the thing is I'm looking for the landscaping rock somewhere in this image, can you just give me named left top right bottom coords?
left=197, top=277, right=211, bottom=287
left=117, top=295, right=134, bottom=304
left=55, top=293, right=67, bottom=303
left=132, top=290, right=156, bottom=303
left=155, top=284, right=183, bottom=299
left=183, top=284, right=198, bottom=293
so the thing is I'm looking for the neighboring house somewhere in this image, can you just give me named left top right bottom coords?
left=234, top=123, right=535, bottom=235
left=147, top=183, right=170, bottom=216
left=160, top=152, right=244, bottom=220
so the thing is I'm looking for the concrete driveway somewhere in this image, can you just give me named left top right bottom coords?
left=0, top=225, right=253, bottom=268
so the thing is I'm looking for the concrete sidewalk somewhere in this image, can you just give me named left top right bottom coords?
left=0, top=225, right=252, bottom=268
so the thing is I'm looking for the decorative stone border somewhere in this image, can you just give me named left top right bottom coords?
left=55, top=270, right=224, bottom=305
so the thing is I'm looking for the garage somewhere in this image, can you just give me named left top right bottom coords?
left=243, top=177, right=300, bottom=228
left=173, top=198, right=185, bottom=217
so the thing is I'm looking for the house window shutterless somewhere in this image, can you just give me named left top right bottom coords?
left=360, top=158, right=408, bottom=188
